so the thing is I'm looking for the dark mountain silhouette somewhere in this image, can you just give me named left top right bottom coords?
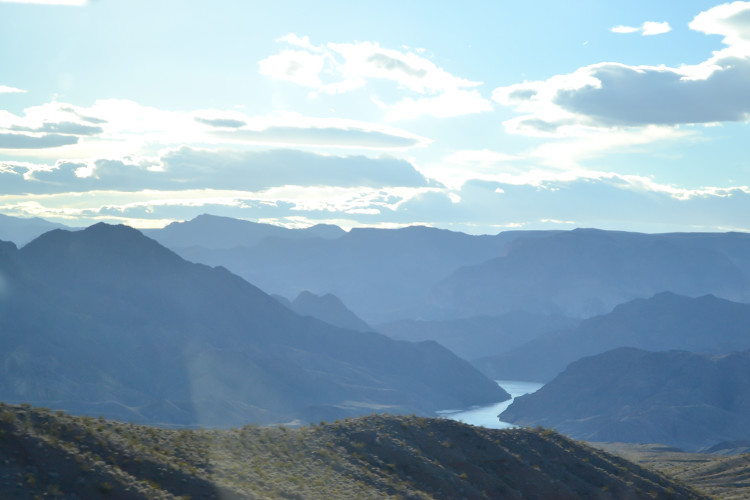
left=429, top=228, right=750, bottom=319
left=0, top=213, right=70, bottom=246
left=144, top=213, right=345, bottom=250
left=0, top=403, right=707, bottom=499
left=376, top=311, right=579, bottom=361
left=159, top=215, right=559, bottom=323
left=0, top=223, right=508, bottom=426
left=474, top=292, right=750, bottom=382
left=284, top=291, right=372, bottom=332
left=500, top=347, right=750, bottom=451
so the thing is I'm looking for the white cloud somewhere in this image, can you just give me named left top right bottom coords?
left=206, top=112, right=430, bottom=149
left=258, top=50, right=328, bottom=88
left=611, top=25, right=640, bottom=34
left=642, top=21, right=671, bottom=36
left=0, top=184, right=440, bottom=229
left=2, top=147, right=435, bottom=196
left=0, top=85, right=27, bottom=94
left=2, top=169, right=750, bottom=234
left=259, top=34, right=491, bottom=120
left=690, top=1, right=750, bottom=51
left=277, top=33, right=323, bottom=52
left=0, top=101, right=107, bottom=153
left=385, top=89, right=493, bottom=121
left=327, top=41, right=480, bottom=94
left=423, top=149, right=521, bottom=189
left=0, top=98, right=430, bottom=159
left=611, top=21, right=671, bottom=36
left=495, top=2, right=750, bottom=134
left=529, top=126, right=694, bottom=169
left=260, top=36, right=481, bottom=94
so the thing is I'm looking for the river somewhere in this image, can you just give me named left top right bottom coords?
left=437, top=380, right=544, bottom=429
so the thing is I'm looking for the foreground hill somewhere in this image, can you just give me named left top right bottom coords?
left=475, top=292, right=750, bottom=382
left=499, top=347, right=750, bottom=451
left=0, top=403, right=706, bottom=499
left=595, top=442, right=750, bottom=500
left=429, top=228, right=750, bottom=319
left=0, top=223, right=507, bottom=426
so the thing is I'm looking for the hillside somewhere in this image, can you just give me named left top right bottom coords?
left=595, top=442, right=750, bottom=500
left=475, top=292, right=750, bottom=382
left=0, top=223, right=507, bottom=426
left=156, top=215, right=558, bottom=323
left=377, top=311, right=578, bottom=361
left=0, top=403, right=706, bottom=499
left=499, top=347, right=750, bottom=451
left=285, top=291, right=372, bottom=332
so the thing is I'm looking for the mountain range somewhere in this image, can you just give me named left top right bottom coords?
left=499, top=347, right=750, bottom=451
left=474, top=292, right=750, bottom=382
left=0, top=214, right=70, bottom=246
left=143, top=213, right=345, bottom=249
left=429, top=228, right=750, bottom=318
left=0, top=223, right=507, bottom=426
left=147, top=214, right=558, bottom=323
left=142, top=217, right=750, bottom=328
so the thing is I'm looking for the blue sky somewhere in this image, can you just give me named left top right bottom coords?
left=1, top=0, right=748, bottom=233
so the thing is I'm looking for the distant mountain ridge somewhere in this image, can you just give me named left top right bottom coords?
left=280, top=291, right=372, bottom=332
left=144, top=213, right=345, bottom=250
left=428, top=228, right=750, bottom=319
left=153, top=215, right=558, bottom=323
left=146, top=216, right=750, bottom=325
left=0, top=213, right=71, bottom=246
left=500, top=347, right=750, bottom=451
left=0, top=223, right=508, bottom=426
left=474, top=292, right=750, bottom=382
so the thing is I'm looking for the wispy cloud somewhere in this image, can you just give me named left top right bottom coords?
left=611, top=21, right=671, bottom=36
left=0, top=99, right=431, bottom=157
left=0, top=85, right=27, bottom=94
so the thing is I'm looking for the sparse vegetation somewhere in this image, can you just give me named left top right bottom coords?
left=0, top=402, right=708, bottom=499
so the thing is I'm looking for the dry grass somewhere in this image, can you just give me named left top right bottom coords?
left=594, top=442, right=750, bottom=500
left=0, top=403, right=709, bottom=499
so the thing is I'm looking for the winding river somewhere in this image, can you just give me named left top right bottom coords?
left=438, top=380, right=544, bottom=429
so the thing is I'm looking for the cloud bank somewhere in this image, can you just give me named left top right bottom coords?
left=495, top=2, right=750, bottom=134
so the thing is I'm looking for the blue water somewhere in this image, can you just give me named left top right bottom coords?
left=437, top=380, right=543, bottom=429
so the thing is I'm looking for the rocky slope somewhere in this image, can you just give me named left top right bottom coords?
left=0, top=403, right=706, bottom=499
left=475, top=292, right=750, bottom=382
left=0, top=223, right=507, bottom=426
left=429, top=228, right=750, bottom=319
left=499, top=347, right=750, bottom=451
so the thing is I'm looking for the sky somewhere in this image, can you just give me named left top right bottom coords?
left=1, top=0, right=749, bottom=234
